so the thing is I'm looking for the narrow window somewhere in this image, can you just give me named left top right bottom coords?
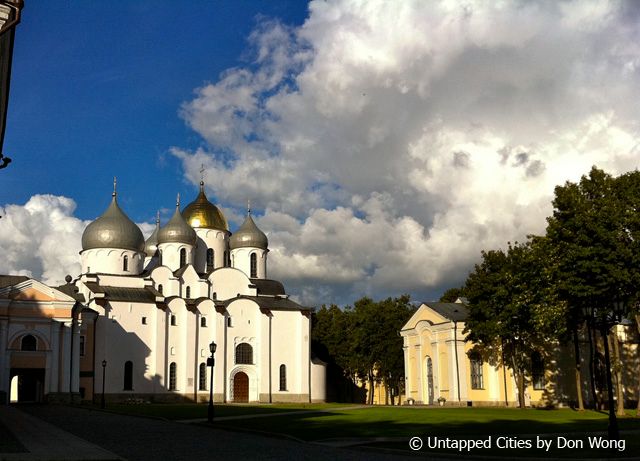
left=279, top=364, right=287, bottom=391
left=79, top=335, right=86, bottom=356
left=207, top=248, right=214, bottom=272
left=235, top=343, right=253, bottom=364
left=171, top=314, right=176, bottom=326
left=180, top=248, right=186, bottom=267
left=199, top=363, right=207, bottom=390
left=227, top=317, right=232, bottom=328
left=169, top=362, right=177, bottom=391
left=21, top=334, right=37, bottom=351
left=250, top=253, right=257, bottom=278
left=200, top=317, right=207, bottom=328
left=123, top=255, right=128, bottom=272
left=532, top=352, right=545, bottom=390
left=186, top=286, right=191, bottom=298
left=469, top=352, right=483, bottom=389
left=142, top=317, right=147, bottom=325
left=157, top=284, right=163, bottom=294
left=124, top=361, right=133, bottom=390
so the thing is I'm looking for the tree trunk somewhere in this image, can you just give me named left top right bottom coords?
left=587, top=321, right=599, bottom=410
left=516, top=370, right=526, bottom=409
left=573, top=326, right=585, bottom=410
left=368, top=370, right=374, bottom=405
left=610, top=331, right=625, bottom=417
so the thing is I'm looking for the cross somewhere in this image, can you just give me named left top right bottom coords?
left=200, top=164, right=205, bottom=183
left=113, top=177, right=117, bottom=196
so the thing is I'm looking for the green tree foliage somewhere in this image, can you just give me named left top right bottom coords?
left=439, top=287, right=465, bottom=303
left=312, top=296, right=415, bottom=404
left=463, top=240, right=566, bottom=408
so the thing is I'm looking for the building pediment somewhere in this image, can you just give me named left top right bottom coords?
left=0, top=278, right=76, bottom=303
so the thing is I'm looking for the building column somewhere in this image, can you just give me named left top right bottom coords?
left=71, top=320, right=81, bottom=393
left=60, top=322, right=72, bottom=393
left=49, top=322, right=61, bottom=393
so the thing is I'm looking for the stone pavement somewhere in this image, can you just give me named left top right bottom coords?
left=0, top=405, right=122, bottom=460
left=11, top=405, right=416, bottom=461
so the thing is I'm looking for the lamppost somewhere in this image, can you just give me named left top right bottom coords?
left=101, top=360, right=107, bottom=409
left=208, top=341, right=216, bottom=423
left=582, top=299, right=627, bottom=440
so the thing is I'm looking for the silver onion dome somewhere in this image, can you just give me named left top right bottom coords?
left=157, top=195, right=197, bottom=245
left=145, top=212, right=160, bottom=256
left=230, top=211, right=268, bottom=250
left=81, top=192, right=145, bottom=253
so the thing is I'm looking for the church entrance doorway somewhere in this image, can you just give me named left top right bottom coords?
left=233, top=372, right=249, bottom=402
left=10, top=368, right=45, bottom=403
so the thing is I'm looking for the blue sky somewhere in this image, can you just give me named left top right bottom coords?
left=4, top=0, right=308, bottom=223
left=1, top=1, right=638, bottom=306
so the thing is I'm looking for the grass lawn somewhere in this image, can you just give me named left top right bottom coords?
left=0, top=420, right=27, bottom=453
left=98, top=402, right=350, bottom=420
left=97, top=403, right=640, bottom=458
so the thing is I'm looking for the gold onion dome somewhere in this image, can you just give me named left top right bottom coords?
left=182, top=182, right=228, bottom=231
left=144, top=212, right=160, bottom=256
left=230, top=209, right=268, bottom=250
left=81, top=190, right=145, bottom=253
left=158, top=195, right=197, bottom=245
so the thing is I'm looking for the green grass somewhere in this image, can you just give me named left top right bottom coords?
left=0, top=420, right=27, bottom=453
left=99, top=402, right=350, bottom=420
left=96, top=403, right=640, bottom=458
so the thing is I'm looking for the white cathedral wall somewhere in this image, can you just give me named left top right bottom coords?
left=230, top=248, right=267, bottom=279
left=193, top=229, right=228, bottom=273
left=157, top=243, right=194, bottom=272
left=208, top=268, right=256, bottom=301
left=226, top=299, right=259, bottom=402
left=269, top=310, right=310, bottom=402
left=81, top=248, right=144, bottom=275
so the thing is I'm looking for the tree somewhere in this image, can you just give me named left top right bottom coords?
left=463, top=240, right=566, bottom=408
left=439, top=287, right=464, bottom=303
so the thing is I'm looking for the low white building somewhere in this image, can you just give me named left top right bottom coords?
left=75, top=181, right=326, bottom=403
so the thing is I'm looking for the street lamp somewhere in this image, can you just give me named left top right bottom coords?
left=208, top=341, right=216, bottom=423
left=101, top=360, right=107, bottom=409
left=581, top=298, right=627, bottom=440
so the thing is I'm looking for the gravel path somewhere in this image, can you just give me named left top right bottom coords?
left=20, top=405, right=415, bottom=461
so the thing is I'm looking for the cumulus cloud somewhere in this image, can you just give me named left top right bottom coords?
left=0, top=195, right=155, bottom=287
left=173, top=0, right=638, bottom=304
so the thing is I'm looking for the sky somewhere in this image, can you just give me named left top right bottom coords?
left=1, top=0, right=639, bottom=306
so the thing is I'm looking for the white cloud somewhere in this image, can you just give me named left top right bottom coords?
left=0, top=195, right=155, bottom=287
left=171, top=0, right=640, bottom=305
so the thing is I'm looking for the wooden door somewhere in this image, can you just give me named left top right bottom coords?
left=233, top=372, right=249, bottom=402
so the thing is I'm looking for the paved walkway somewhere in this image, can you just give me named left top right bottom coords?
left=10, top=405, right=415, bottom=461
left=0, top=405, right=122, bottom=460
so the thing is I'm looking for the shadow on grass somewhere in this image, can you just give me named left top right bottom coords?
left=213, top=407, right=640, bottom=458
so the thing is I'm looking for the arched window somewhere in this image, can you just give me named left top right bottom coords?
left=124, top=361, right=133, bottom=390
left=21, top=334, right=37, bottom=351
left=199, top=363, right=207, bottom=390
left=532, top=352, right=545, bottom=390
left=185, top=286, right=191, bottom=298
left=279, top=364, right=287, bottom=391
left=157, top=284, right=163, bottom=294
left=250, top=253, right=257, bottom=278
left=469, top=352, right=483, bottom=389
left=206, top=249, right=214, bottom=272
left=235, top=343, right=253, bottom=364
left=180, top=248, right=187, bottom=267
left=123, top=255, right=128, bottom=272
left=169, top=362, right=177, bottom=391
left=200, top=317, right=207, bottom=327
left=171, top=314, right=177, bottom=326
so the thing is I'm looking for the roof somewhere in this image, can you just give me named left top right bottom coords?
left=0, top=274, right=29, bottom=289
left=84, top=282, right=163, bottom=303
left=250, top=278, right=285, bottom=296
left=224, top=295, right=312, bottom=312
left=423, top=302, right=468, bottom=322
left=53, top=283, right=86, bottom=303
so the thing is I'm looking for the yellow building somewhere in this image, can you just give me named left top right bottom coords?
left=400, top=298, right=558, bottom=407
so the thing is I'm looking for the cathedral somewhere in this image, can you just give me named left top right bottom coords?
left=1, top=181, right=326, bottom=404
